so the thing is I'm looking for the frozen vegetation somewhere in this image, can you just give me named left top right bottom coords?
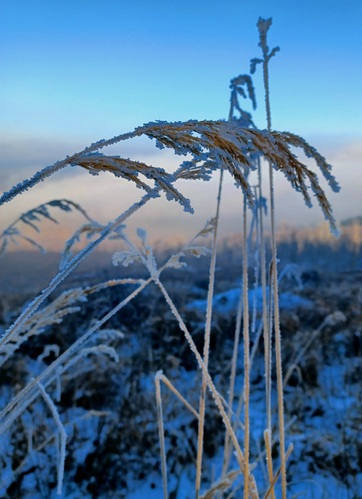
left=0, top=16, right=361, bottom=499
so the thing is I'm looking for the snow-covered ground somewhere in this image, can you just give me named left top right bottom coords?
left=0, top=270, right=360, bottom=498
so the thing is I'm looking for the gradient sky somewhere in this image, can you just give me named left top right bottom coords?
left=1, top=0, right=361, bottom=246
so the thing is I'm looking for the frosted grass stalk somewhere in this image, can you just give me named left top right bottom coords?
left=251, top=189, right=260, bottom=336
left=195, top=169, right=223, bottom=498
left=257, top=17, right=287, bottom=497
left=242, top=198, right=251, bottom=499
left=155, top=372, right=168, bottom=499
left=263, top=429, right=275, bottom=499
left=266, top=90, right=287, bottom=499
left=263, top=444, right=293, bottom=499
left=222, top=273, right=243, bottom=478
left=253, top=158, right=274, bottom=497
left=222, top=69, right=256, bottom=486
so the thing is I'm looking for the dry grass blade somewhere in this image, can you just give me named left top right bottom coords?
left=263, top=444, right=294, bottom=499
left=73, top=153, right=193, bottom=212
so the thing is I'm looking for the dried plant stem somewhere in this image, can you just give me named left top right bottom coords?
left=222, top=271, right=243, bottom=477
left=224, top=190, right=262, bottom=483
left=250, top=189, right=260, bottom=336
left=262, top=61, right=272, bottom=132
left=242, top=197, right=250, bottom=499
left=263, top=444, right=293, bottom=499
left=155, top=370, right=202, bottom=499
left=269, top=161, right=287, bottom=498
left=258, top=18, right=287, bottom=497
left=195, top=169, right=224, bottom=498
left=256, top=166, right=274, bottom=497
left=263, top=429, right=275, bottom=499
left=155, top=372, right=168, bottom=499
left=256, top=159, right=271, bottom=433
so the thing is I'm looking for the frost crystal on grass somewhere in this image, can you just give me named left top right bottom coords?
left=112, top=250, right=142, bottom=267
left=165, top=253, right=188, bottom=270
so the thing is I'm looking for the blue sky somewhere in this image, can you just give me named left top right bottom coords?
left=1, top=0, right=361, bottom=244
